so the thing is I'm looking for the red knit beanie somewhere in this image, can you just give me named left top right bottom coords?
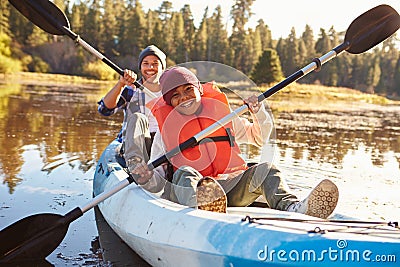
left=159, top=66, right=203, bottom=105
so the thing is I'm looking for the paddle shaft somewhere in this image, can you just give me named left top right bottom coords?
left=80, top=176, right=134, bottom=213
left=22, top=0, right=157, bottom=98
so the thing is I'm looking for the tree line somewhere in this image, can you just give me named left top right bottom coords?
left=1, top=0, right=399, bottom=96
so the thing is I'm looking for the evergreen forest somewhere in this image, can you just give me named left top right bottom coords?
left=0, top=0, right=399, bottom=96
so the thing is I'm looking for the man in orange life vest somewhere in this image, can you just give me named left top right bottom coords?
left=131, top=66, right=339, bottom=219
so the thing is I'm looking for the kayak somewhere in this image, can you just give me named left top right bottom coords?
left=93, top=140, right=400, bottom=267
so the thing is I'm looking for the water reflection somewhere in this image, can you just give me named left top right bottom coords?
left=274, top=109, right=400, bottom=167
left=94, top=206, right=151, bottom=266
left=0, top=81, right=119, bottom=265
left=0, top=82, right=121, bottom=194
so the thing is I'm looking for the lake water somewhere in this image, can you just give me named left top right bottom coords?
left=0, top=81, right=399, bottom=266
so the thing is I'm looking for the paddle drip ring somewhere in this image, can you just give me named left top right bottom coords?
left=312, top=58, right=322, bottom=72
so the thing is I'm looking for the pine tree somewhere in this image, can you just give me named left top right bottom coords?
left=157, top=1, right=173, bottom=21
left=275, top=38, right=288, bottom=75
left=191, top=8, right=208, bottom=61
left=285, top=27, right=300, bottom=75
left=251, top=49, right=284, bottom=85
left=102, top=0, right=122, bottom=58
left=83, top=0, right=102, bottom=49
left=181, top=4, right=195, bottom=62
left=171, top=12, right=185, bottom=63
left=376, top=36, right=399, bottom=95
left=255, top=19, right=272, bottom=50
left=146, top=10, right=163, bottom=47
left=251, top=28, right=262, bottom=66
left=300, top=25, right=315, bottom=65
left=149, top=20, right=164, bottom=54
left=207, top=6, right=230, bottom=64
left=349, top=56, right=363, bottom=89
left=156, top=1, right=174, bottom=58
left=366, top=55, right=381, bottom=93
left=229, top=0, right=254, bottom=71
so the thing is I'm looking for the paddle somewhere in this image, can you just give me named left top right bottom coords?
left=8, top=0, right=157, bottom=98
left=1, top=2, right=399, bottom=263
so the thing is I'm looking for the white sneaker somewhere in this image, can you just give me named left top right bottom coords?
left=287, top=179, right=339, bottom=219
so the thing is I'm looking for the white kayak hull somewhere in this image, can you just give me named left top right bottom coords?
left=93, top=140, right=400, bottom=267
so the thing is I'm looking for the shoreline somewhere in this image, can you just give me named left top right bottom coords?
left=0, top=72, right=114, bottom=87
left=1, top=71, right=399, bottom=112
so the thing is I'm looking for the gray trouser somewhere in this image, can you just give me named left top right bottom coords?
left=169, top=163, right=299, bottom=211
left=122, top=113, right=151, bottom=165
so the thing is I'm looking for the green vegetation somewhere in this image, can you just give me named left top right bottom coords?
left=0, top=54, right=22, bottom=73
left=0, top=33, right=22, bottom=73
left=251, top=49, right=284, bottom=85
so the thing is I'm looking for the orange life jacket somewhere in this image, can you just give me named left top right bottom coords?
left=149, top=82, right=247, bottom=178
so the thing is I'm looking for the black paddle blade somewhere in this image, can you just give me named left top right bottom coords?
left=8, top=0, right=69, bottom=35
left=0, top=214, right=68, bottom=263
left=345, top=4, right=400, bottom=54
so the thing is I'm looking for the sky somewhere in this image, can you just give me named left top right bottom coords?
left=141, top=0, right=400, bottom=40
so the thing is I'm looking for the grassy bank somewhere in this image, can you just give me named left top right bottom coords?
left=264, top=83, right=399, bottom=112
left=0, top=72, right=114, bottom=87
left=224, top=82, right=399, bottom=112
left=1, top=71, right=398, bottom=112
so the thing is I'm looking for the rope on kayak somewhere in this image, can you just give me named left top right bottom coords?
left=241, top=216, right=400, bottom=235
